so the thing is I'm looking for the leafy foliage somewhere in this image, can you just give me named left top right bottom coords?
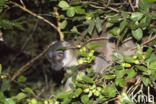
left=48, top=45, right=155, bottom=104
left=0, top=0, right=156, bottom=104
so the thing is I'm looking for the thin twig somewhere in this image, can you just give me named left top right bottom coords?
left=36, top=87, right=46, bottom=98
left=9, top=1, right=64, bottom=41
left=87, top=1, right=119, bottom=12
left=89, top=4, right=105, bottom=9
left=135, top=0, right=139, bottom=8
left=22, top=21, right=39, bottom=50
left=132, top=84, right=143, bottom=101
left=0, top=31, right=3, bottom=41
left=107, top=6, right=119, bottom=12
left=122, top=37, right=133, bottom=43
left=19, top=0, right=25, bottom=8
left=54, top=7, right=64, bottom=41
left=106, top=97, right=118, bottom=102
left=11, top=41, right=57, bottom=81
left=128, top=0, right=135, bottom=11
left=141, top=35, right=156, bottom=46
left=79, top=36, right=110, bottom=48
left=127, top=76, right=141, bottom=94
left=20, top=21, right=38, bottom=55
left=111, top=2, right=128, bottom=6
left=6, top=20, right=39, bottom=73
left=131, top=34, right=156, bottom=50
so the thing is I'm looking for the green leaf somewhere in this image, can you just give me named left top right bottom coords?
left=149, top=27, right=156, bottom=36
left=0, top=64, right=2, bottom=74
left=0, top=8, right=2, bottom=13
left=115, top=70, right=125, bottom=78
left=58, top=1, right=70, bottom=9
left=74, top=88, right=82, bottom=97
left=106, top=22, right=113, bottom=28
left=88, top=19, right=95, bottom=35
left=130, top=12, right=144, bottom=22
left=60, top=14, right=65, bottom=19
left=71, top=26, right=79, bottom=33
left=124, top=56, right=135, bottom=63
left=74, top=6, right=85, bottom=14
left=70, top=1, right=81, bottom=5
left=141, top=76, right=152, bottom=86
left=0, top=0, right=5, bottom=7
left=72, top=16, right=86, bottom=21
left=0, top=91, right=5, bottom=102
left=4, top=98, right=15, bottom=104
left=75, top=83, right=88, bottom=88
left=121, top=11, right=130, bottom=19
left=139, top=16, right=149, bottom=30
left=148, top=54, right=156, bottom=63
left=103, top=75, right=115, bottom=79
left=102, top=84, right=116, bottom=98
left=129, top=21, right=138, bottom=30
left=88, top=100, right=94, bottom=104
left=151, top=71, right=156, bottom=81
left=132, top=28, right=143, bottom=41
left=30, top=98, right=38, bottom=104
left=119, top=21, right=128, bottom=33
left=95, top=17, right=102, bottom=33
left=0, top=20, right=13, bottom=29
left=135, top=65, right=148, bottom=72
left=115, top=78, right=126, bottom=87
left=114, top=65, right=123, bottom=70
left=61, top=98, right=72, bottom=104
left=17, top=76, right=27, bottom=83
left=0, top=0, right=5, bottom=13
left=147, top=0, right=156, bottom=3
left=87, top=43, right=101, bottom=49
left=82, top=76, right=94, bottom=84
left=139, top=0, right=150, bottom=12
left=150, top=40, right=156, bottom=47
left=60, top=20, right=67, bottom=29
left=71, top=101, right=81, bottom=104
left=14, top=22, right=25, bottom=31
left=119, top=28, right=128, bottom=42
left=76, top=72, right=84, bottom=81
left=1, top=79, right=10, bottom=92
left=107, top=16, right=122, bottom=23
left=126, top=69, right=137, bottom=79
left=69, top=83, right=75, bottom=90
left=95, top=9, right=104, bottom=15
left=145, top=48, right=153, bottom=59
left=13, top=93, right=27, bottom=101
left=66, top=7, right=75, bottom=17
left=21, top=87, right=34, bottom=95
left=109, top=27, right=120, bottom=36
left=151, top=13, right=156, bottom=19
left=136, top=44, right=143, bottom=59
left=56, top=91, right=72, bottom=99
left=81, top=95, right=89, bottom=104
left=77, top=52, right=88, bottom=57
left=149, top=61, right=156, bottom=69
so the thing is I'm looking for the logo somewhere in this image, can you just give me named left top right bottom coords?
left=130, top=90, right=154, bottom=103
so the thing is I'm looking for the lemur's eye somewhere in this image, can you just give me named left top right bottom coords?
left=56, top=53, right=64, bottom=60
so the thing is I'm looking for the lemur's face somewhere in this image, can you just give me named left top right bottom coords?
left=48, top=41, right=70, bottom=71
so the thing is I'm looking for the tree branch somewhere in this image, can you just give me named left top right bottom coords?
left=9, top=1, right=64, bottom=41
left=54, top=7, right=64, bottom=41
left=128, top=0, right=135, bottom=12
left=11, top=41, right=57, bottom=81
